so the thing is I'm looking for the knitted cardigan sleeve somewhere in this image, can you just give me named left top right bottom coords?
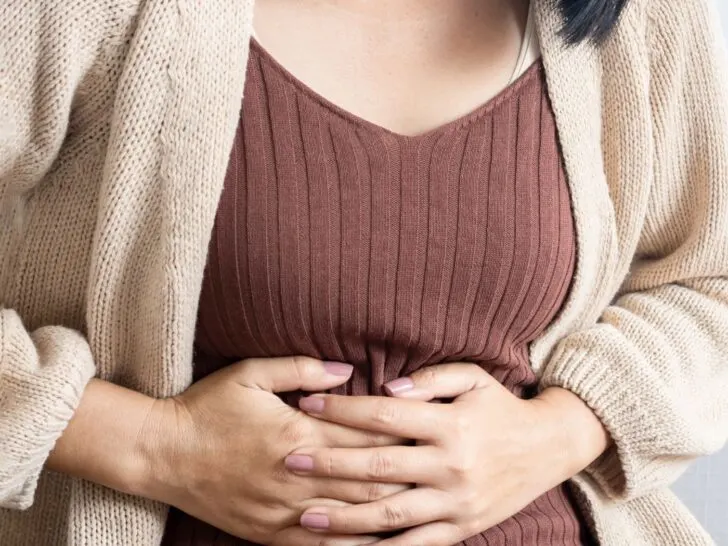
left=539, top=0, right=728, bottom=501
left=0, top=2, right=110, bottom=510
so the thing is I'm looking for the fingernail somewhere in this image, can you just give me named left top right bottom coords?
left=301, top=512, right=329, bottom=529
left=383, top=377, right=414, bottom=396
left=284, top=454, right=314, bottom=472
left=299, top=396, right=325, bottom=413
left=323, top=361, right=354, bottom=376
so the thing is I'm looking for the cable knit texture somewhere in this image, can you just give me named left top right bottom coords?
left=0, top=0, right=726, bottom=545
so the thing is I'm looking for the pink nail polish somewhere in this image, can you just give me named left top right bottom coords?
left=301, top=512, right=329, bottom=529
left=299, top=396, right=325, bottom=413
left=323, top=361, right=353, bottom=376
left=285, top=454, right=314, bottom=472
left=383, top=377, right=414, bottom=396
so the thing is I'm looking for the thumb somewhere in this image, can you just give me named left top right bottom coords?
left=231, top=356, right=354, bottom=393
left=382, top=362, right=495, bottom=400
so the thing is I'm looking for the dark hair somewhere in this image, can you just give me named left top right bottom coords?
left=558, top=0, right=631, bottom=45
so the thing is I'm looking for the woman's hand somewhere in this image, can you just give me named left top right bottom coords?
left=289, top=363, right=610, bottom=545
left=141, top=356, right=409, bottom=545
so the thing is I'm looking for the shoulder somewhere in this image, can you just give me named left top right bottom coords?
left=3, top=0, right=142, bottom=35
left=620, top=0, right=720, bottom=29
left=641, top=0, right=727, bottom=101
left=644, top=0, right=719, bottom=22
left=596, top=0, right=726, bottom=93
left=635, top=0, right=724, bottom=60
left=1, top=0, right=143, bottom=70
left=598, top=0, right=723, bottom=52
left=1, top=0, right=144, bottom=111
left=0, top=0, right=144, bottom=191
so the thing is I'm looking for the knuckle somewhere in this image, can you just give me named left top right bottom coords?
left=446, top=450, right=473, bottom=481
left=452, top=451, right=468, bottom=474
left=280, top=417, right=308, bottom=446
left=246, top=509, right=283, bottom=540
left=321, top=452, right=335, bottom=477
left=451, top=412, right=471, bottom=439
left=367, top=451, right=395, bottom=480
left=363, top=432, right=386, bottom=447
left=279, top=490, right=299, bottom=510
left=380, top=502, right=410, bottom=529
left=372, top=401, right=399, bottom=426
left=290, top=355, right=316, bottom=380
left=363, top=481, right=386, bottom=502
left=365, top=431, right=403, bottom=447
left=272, top=464, right=292, bottom=485
left=416, top=367, right=439, bottom=387
left=234, top=358, right=254, bottom=377
left=248, top=522, right=270, bottom=541
left=459, top=489, right=482, bottom=518
left=464, top=511, right=487, bottom=537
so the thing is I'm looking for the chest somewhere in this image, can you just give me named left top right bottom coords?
left=40, top=0, right=649, bottom=397
left=252, top=0, right=529, bottom=137
left=194, top=43, right=576, bottom=394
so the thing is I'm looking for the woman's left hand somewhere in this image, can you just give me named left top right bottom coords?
left=288, top=363, right=610, bottom=545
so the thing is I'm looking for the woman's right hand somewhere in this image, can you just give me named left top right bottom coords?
left=142, top=356, right=406, bottom=545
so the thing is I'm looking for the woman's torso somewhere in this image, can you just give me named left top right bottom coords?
left=0, top=1, right=720, bottom=545
left=162, top=12, right=593, bottom=542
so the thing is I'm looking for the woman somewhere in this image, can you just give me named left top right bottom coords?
left=1, top=0, right=727, bottom=544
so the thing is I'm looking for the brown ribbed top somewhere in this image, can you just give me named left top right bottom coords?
left=162, top=39, right=591, bottom=545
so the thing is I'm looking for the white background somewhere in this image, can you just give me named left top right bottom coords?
left=671, top=3, right=728, bottom=544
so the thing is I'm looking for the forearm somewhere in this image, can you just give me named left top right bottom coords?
left=46, top=378, right=165, bottom=500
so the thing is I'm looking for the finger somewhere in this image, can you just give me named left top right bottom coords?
left=378, top=521, right=464, bottom=546
left=300, top=488, right=449, bottom=534
left=299, top=395, right=448, bottom=441
left=232, top=356, right=354, bottom=393
left=320, top=421, right=408, bottom=448
left=286, top=446, right=441, bottom=484
left=382, top=363, right=495, bottom=400
left=313, top=478, right=411, bottom=504
left=272, top=526, right=380, bottom=546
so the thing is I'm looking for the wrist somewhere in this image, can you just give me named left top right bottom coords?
left=132, top=396, right=188, bottom=505
left=532, top=386, right=612, bottom=481
left=47, top=379, right=170, bottom=501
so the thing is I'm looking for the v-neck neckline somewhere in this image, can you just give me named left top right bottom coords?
left=167, top=0, right=621, bottom=380
left=248, top=35, right=544, bottom=142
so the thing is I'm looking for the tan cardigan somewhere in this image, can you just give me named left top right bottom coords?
left=1, top=0, right=727, bottom=544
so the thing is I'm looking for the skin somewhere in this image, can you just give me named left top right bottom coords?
left=49, top=358, right=409, bottom=546
left=47, top=1, right=611, bottom=544
left=48, top=359, right=608, bottom=545
left=253, top=0, right=531, bottom=137
left=292, top=365, right=610, bottom=545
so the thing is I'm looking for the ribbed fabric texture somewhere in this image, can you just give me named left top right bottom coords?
left=161, top=40, right=591, bottom=546
left=2, top=1, right=728, bottom=545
